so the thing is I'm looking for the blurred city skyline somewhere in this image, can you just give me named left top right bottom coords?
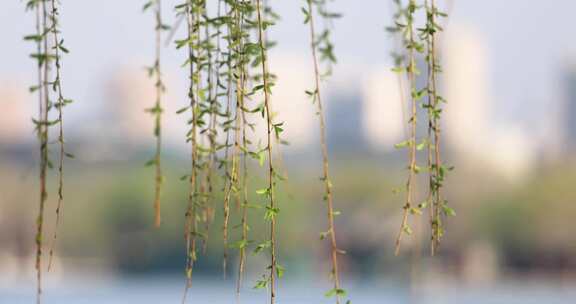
left=2, top=1, right=576, bottom=180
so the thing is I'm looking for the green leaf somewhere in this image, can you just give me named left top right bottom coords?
left=276, top=264, right=285, bottom=278
left=301, top=7, right=310, bottom=24
left=59, top=44, right=69, bottom=54
left=391, top=66, right=405, bottom=73
left=273, top=122, right=284, bottom=138
left=258, top=152, right=265, bottom=167
left=23, top=34, right=42, bottom=42
left=253, top=241, right=271, bottom=255
left=394, top=140, right=411, bottom=149
left=416, top=140, right=427, bottom=151
left=142, top=1, right=154, bottom=11
left=443, top=205, right=456, bottom=217
left=176, top=106, right=190, bottom=114
left=409, top=207, right=422, bottom=215
left=256, top=188, right=270, bottom=196
left=264, top=206, right=280, bottom=221
left=230, top=239, right=248, bottom=249
left=402, top=225, right=413, bottom=235
left=325, top=288, right=347, bottom=298
left=254, top=279, right=268, bottom=289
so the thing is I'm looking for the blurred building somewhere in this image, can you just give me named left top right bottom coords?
left=443, top=26, right=536, bottom=180
left=99, top=67, right=190, bottom=151
left=104, top=68, right=162, bottom=144
left=361, top=69, right=405, bottom=151
left=0, top=80, right=33, bottom=145
left=326, top=81, right=369, bottom=153
left=562, top=62, right=576, bottom=152
left=266, top=53, right=316, bottom=151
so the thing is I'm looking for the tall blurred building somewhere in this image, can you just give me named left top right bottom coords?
left=443, top=26, right=491, bottom=157
left=0, top=80, right=33, bottom=145
left=562, top=62, right=576, bottom=152
left=104, top=68, right=162, bottom=144
left=361, top=69, right=405, bottom=151
left=100, top=67, right=190, bottom=150
left=443, top=26, right=536, bottom=179
left=266, top=53, right=316, bottom=151
left=326, top=80, right=368, bottom=153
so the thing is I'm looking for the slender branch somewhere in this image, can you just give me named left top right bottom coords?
left=255, top=0, right=278, bottom=302
left=220, top=0, right=236, bottom=283
left=152, top=0, right=164, bottom=228
left=427, top=0, right=444, bottom=256
left=33, top=0, right=48, bottom=301
left=305, top=0, right=343, bottom=302
left=183, top=1, right=200, bottom=301
left=48, top=0, right=70, bottom=271
left=394, top=0, right=419, bottom=256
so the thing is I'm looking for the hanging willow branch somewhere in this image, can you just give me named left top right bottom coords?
left=302, top=0, right=346, bottom=302
left=220, top=0, right=237, bottom=283
left=253, top=0, right=283, bottom=302
left=47, top=0, right=73, bottom=271
left=178, top=0, right=201, bottom=300
left=221, top=56, right=239, bottom=279
left=218, top=0, right=259, bottom=295
left=37, top=0, right=49, bottom=296
left=391, top=0, right=425, bottom=256
left=388, top=0, right=454, bottom=256
left=193, top=0, right=219, bottom=255
left=236, top=90, right=251, bottom=295
left=144, top=0, right=167, bottom=228
left=200, top=4, right=219, bottom=255
left=24, top=0, right=53, bottom=301
left=421, top=0, right=454, bottom=255
left=224, top=0, right=256, bottom=283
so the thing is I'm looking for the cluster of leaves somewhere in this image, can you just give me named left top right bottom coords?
left=24, top=0, right=74, bottom=302
left=168, top=1, right=286, bottom=303
left=388, top=0, right=454, bottom=255
left=302, top=0, right=349, bottom=303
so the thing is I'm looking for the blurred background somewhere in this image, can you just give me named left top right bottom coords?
left=1, top=0, right=576, bottom=303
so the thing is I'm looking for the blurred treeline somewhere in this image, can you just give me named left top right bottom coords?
left=1, top=148, right=576, bottom=281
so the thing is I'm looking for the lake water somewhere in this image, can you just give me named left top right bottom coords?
left=2, top=277, right=575, bottom=303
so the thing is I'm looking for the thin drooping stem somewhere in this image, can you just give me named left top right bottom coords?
left=236, top=98, right=249, bottom=295
left=304, top=0, right=343, bottom=302
left=48, top=0, right=70, bottom=271
left=183, top=1, right=200, bottom=301
left=255, top=0, right=277, bottom=302
left=222, top=70, right=243, bottom=278
left=222, top=29, right=241, bottom=277
left=224, top=0, right=249, bottom=281
left=33, top=0, right=47, bottom=302
left=34, top=0, right=52, bottom=301
left=235, top=4, right=250, bottom=295
left=424, top=0, right=436, bottom=255
left=202, top=9, right=218, bottom=254
left=427, top=0, right=444, bottom=256
left=225, top=0, right=251, bottom=295
left=152, top=0, right=164, bottom=228
left=220, top=0, right=235, bottom=283
left=395, top=0, right=419, bottom=256
left=221, top=101, right=239, bottom=279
